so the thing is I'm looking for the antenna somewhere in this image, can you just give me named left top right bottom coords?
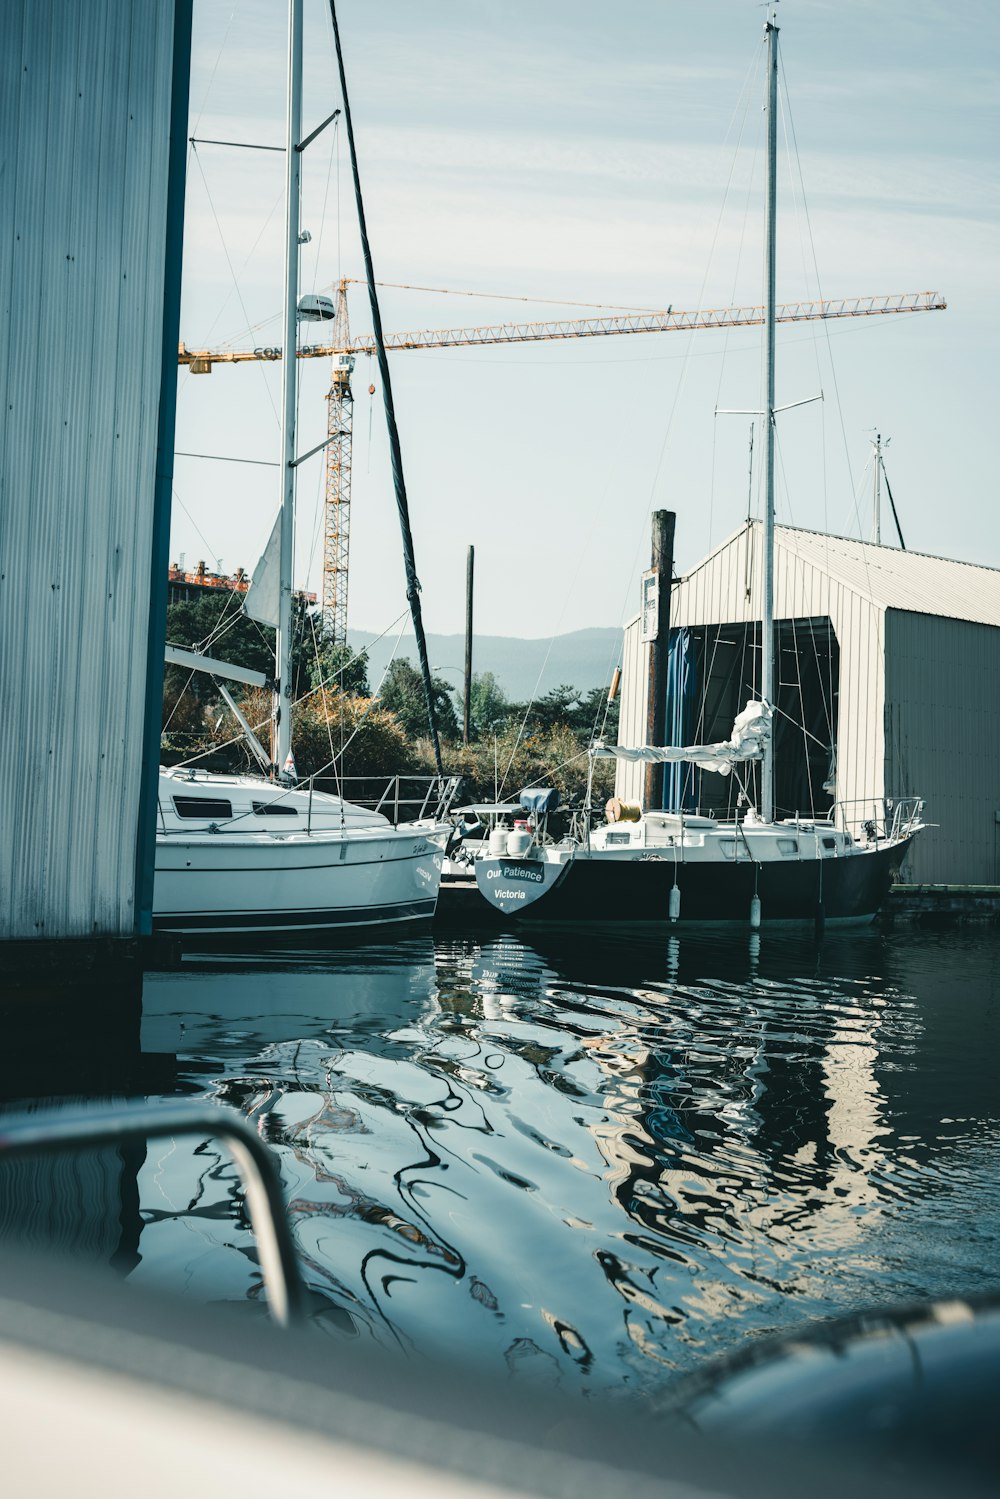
left=868, top=428, right=905, bottom=548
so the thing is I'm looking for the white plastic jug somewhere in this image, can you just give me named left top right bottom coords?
left=506, top=829, right=532, bottom=855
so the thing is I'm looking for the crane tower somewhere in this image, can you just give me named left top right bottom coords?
left=324, top=279, right=354, bottom=644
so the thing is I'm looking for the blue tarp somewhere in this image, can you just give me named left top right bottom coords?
left=663, top=627, right=698, bottom=811
left=520, top=787, right=560, bottom=816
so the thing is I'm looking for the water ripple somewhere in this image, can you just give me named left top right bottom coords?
left=52, top=925, right=994, bottom=1388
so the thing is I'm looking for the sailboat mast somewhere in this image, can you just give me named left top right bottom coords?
left=275, top=0, right=304, bottom=781
left=761, top=9, right=779, bottom=824
left=328, top=0, right=444, bottom=778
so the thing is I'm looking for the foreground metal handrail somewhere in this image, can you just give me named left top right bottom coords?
left=0, top=1099, right=306, bottom=1329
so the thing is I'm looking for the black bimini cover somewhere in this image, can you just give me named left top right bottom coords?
left=520, top=787, right=560, bottom=816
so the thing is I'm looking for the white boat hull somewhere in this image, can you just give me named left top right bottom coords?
left=154, top=827, right=443, bottom=936
left=153, top=767, right=447, bottom=938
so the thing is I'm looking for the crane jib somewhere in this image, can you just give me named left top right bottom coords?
left=177, top=292, right=945, bottom=368
left=175, top=286, right=945, bottom=655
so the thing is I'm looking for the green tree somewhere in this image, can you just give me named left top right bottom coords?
left=160, top=590, right=618, bottom=802
left=165, top=594, right=275, bottom=678
left=307, top=638, right=370, bottom=696
left=291, top=689, right=411, bottom=779
left=163, top=592, right=322, bottom=702
left=468, top=670, right=510, bottom=739
left=379, top=659, right=460, bottom=741
left=503, top=682, right=619, bottom=741
left=162, top=592, right=337, bottom=749
left=412, top=718, right=613, bottom=808
left=532, top=684, right=579, bottom=731
left=572, top=684, right=619, bottom=741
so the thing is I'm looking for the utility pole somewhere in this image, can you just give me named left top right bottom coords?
left=464, top=545, right=474, bottom=746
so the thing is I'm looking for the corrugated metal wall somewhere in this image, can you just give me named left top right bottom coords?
left=616, top=523, right=887, bottom=828
left=0, top=1, right=180, bottom=938
left=615, top=611, right=649, bottom=806
left=885, top=611, right=1000, bottom=884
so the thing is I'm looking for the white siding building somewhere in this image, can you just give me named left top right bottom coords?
left=0, top=1, right=191, bottom=941
left=616, top=522, right=1000, bottom=886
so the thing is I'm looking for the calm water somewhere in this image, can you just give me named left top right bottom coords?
left=6, top=925, right=1000, bottom=1396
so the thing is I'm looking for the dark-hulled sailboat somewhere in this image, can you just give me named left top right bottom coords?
left=474, top=12, right=924, bottom=929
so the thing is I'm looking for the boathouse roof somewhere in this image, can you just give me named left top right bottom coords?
left=678, top=522, right=1000, bottom=631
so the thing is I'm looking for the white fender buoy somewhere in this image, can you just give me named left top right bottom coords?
left=669, top=884, right=681, bottom=922
left=750, top=894, right=761, bottom=929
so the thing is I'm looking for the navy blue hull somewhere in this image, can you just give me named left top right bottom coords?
left=504, top=838, right=912, bottom=926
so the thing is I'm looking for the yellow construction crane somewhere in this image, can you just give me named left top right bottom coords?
left=179, top=288, right=945, bottom=645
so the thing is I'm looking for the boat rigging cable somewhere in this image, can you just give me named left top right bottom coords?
left=685, top=31, right=857, bottom=824
left=777, top=49, right=885, bottom=668
left=165, top=621, right=412, bottom=831
left=881, top=455, right=906, bottom=549
left=774, top=55, right=856, bottom=802
left=597, top=39, right=766, bottom=788
left=327, top=0, right=443, bottom=776
left=171, top=609, right=408, bottom=774
left=188, top=144, right=283, bottom=431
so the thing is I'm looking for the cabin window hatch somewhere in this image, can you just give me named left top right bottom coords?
left=252, top=800, right=297, bottom=817
left=173, top=796, right=233, bottom=820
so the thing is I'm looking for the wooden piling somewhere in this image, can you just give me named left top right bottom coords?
left=644, top=511, right=675, bottom=811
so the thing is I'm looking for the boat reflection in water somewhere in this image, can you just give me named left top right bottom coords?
left=118, top=927, right=1000, bottom=1391
left=140, top=938, right=439, bottom=1055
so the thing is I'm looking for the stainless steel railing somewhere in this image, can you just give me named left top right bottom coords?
left=308, top=772, right=462, bottom=824
left=830, top=796, right=925, bottom=843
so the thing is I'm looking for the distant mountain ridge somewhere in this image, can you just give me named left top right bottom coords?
left=346, top=626, right=623, bottom=703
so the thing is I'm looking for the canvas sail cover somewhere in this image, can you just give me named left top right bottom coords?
left=592, top=700, right=772, bottom=777
left=243, top=513, right=281, bottom=628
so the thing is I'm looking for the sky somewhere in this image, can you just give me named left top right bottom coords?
left=172, top=0, right=1000, bottom=645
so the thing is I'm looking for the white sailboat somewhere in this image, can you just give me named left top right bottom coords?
left=154, top=0, right=447, bottom=939
left=474, top=12, right=924, bottom=928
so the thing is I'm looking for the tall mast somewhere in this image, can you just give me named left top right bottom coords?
left=761, top=8, right=779, bottom=823
left=275, top=0, right=303, bottom=780
left=328, top=0, right=444, bottom=776
left=873, top=432, right=882, bottom=545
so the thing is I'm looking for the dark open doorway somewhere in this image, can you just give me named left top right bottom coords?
left=664, top=617, right=839, bottom=820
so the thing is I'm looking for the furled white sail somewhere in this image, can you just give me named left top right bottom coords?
left=243, top=513, right=281, bottom=628
left=592, top=700, right=772, bottom=776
